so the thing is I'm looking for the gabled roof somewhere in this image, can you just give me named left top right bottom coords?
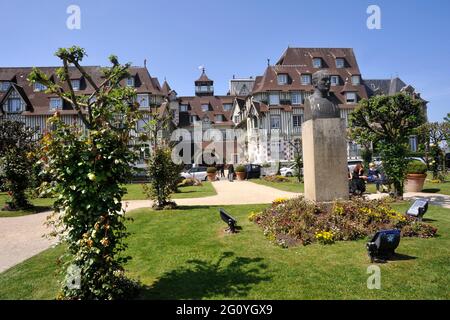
left=252, top=47, right=368, bottom=105
left=364, top=78, right=408, bottom=96
left=0, top=83, right=33, bottom=114
left=177, top=95, right=236, bottom=126
left=0, top=66, right=164, bottom=115
left=161, top=80, right=172, bottom=95
left=195, top=69, right=213, bottom=83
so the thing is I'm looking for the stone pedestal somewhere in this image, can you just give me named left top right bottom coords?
left=302, top=118, right=349, bottom=202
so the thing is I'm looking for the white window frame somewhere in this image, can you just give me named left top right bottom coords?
left=34, top=82, right=47, bottom=92
left=351, top=75, right=360, bottom=85
left=223, top=104, right=232, bottom=111
left=180, top=104, right=188, bottom=112
left=50, top=97, right=63, bottom=110
left=409, top=136, right=418, bottom=152
left=126, top=77, right=135, bottom=87
left=215, top=115, right=224, bottom=123
left=71, top=79, right=81, bottom=91
left=277, top=74, right=288, bottom=85
left=137, top=94, right=149, bottom=108
left=336, top=58, right=345, bottom=68
left=269, top=93, right=280, bottom=106
left=345, top=92, right=357, bottom=104
left=301, top=74, right=311, bottom=85
left=7, top=97, right=23, bottom=113
left=293, top=115, right=302, bottom=128
left=201, top=104, right=209, bottom=112
left=312, top=58, right=322, bottom=68
left=291, top=92, right=302, bottom=105
left=330, top=76, right=340, bottom=86
left=0, top=81, right=11, bottom=92
left=270, top=115, right=281, bottom=129
left=137, top=119, right=146, bottom=132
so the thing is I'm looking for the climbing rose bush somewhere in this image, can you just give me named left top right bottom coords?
left=30, top=46, right=141, bottom=299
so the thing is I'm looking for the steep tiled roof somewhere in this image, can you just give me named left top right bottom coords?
left=0, top=66, right=164, bottom=115
left=252, top=47, right=368, bottom=105
left=177, top=95, right=235, bottom=126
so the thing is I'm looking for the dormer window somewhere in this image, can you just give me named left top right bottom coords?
left=6, top=91, right=23, bottom=113
left=277, top=74, right=288, bottom=85
left=345, top=92, right=357, bottom=104
left=330, top=76, right=340, bottom=86
left=301, top=74, right=312, bottom=85
left=180, top=104, right=189, bottom=112
left=215, top=115, right=224, bottom=122
left=201, top=104, right=209, bottom=112
left=34, top=82, right=47, bottom=92
left=126, top=77, right=135, bottom=87
left=313, top=58, right=322, bottom=68
left=223, top=103, right=232, bottom=111
left=137, top=94, right=149, bottom=108
left=71, top=79, right=81, bottom=91
left=336, top=58, right=345, bottom=68
left=351, top=75, right=360, bottom=85
left=0, top=81, right=11, bottom=92
left=50, top=97, right=63, bottom=110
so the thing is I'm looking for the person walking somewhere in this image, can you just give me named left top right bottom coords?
left=228, top=164, right=235, bottom=182
left=220, top=164, right=225, bottom=178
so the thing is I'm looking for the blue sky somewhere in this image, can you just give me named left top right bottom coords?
left=1, top=0, right=449, bottom=121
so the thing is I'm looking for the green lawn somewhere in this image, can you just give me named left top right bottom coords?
left=0, top=183, right=216, bottom=218
left=122, top=182, right=217, bottom=200
left=1, top=202, right=448, bottom=300
left=250, top=177, right=304, bottom=193
left=0, top=193, right=54, bottom=218
left=422, top=173, right=450, bottom=195
left=250, top=173, right=450, bottom=196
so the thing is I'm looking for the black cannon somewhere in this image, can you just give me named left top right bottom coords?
left=220, top=208, right=238, bottom=233
left=366, top=229, right=401, bottom=263
left=406, top=199, right=429, bottom=221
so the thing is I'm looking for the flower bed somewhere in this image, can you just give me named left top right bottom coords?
left=263, top=175, right=290, bottom=183
left=249, top=197, right=437, bottom=248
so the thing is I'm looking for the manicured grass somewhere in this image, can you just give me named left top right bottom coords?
left=0, top=193, right=54, bottom=218
left=250, top=177, right=304, bottom=193
left=1, top=202, right=448, bottom=300
left=1, top=182, right=216, bottom=217
left=122, top=182, right=217, bottom=201
left=422, top=173, right=450, bottom=195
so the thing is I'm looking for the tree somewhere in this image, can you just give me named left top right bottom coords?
left=28, top=46, right=141, bottom=299
left=140, top=106, right=183, bottom=209
left=419, top=121, right=450, bottom=179
left=0, top=120, right=36, bottom=210
left=288, top=138, right=303, bottom=183
left=349, top=93, right=426, bottom=197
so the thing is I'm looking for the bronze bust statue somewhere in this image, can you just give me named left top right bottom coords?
left=304, top=70, right=340, bottom=121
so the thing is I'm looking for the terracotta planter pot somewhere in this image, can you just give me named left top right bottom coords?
left=404, top=174, right=427, bottom=193
left=207, top=173, right=217, bottom=181
left=236, top=172, right=246, bottom=181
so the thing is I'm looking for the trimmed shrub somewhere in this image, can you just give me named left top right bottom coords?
left=207, top=167, right=217, bottom=174
left=251, top=197, right=437, bottom=248
left=406, top=161, right=427, bottom=174
left=235, top=165, right=246, bottom=173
